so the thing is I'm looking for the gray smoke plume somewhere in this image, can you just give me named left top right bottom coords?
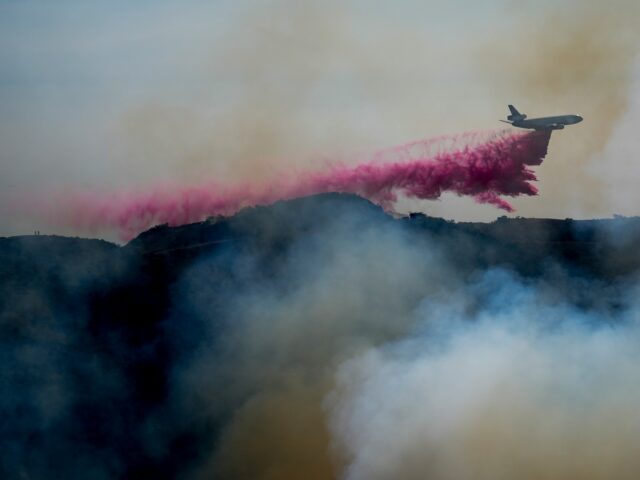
left=168, top=203, right=457, bottom=479
left=328, top=269, right=640, bottom=480
left=4, top=195, right=640, bottom=479
left=153, top=198, right=640, bottom=479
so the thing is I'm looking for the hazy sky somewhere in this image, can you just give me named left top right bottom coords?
left=1, top=0, right=639, bottom=237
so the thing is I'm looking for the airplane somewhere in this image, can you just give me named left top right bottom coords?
left=500, top=105, right=583, bottom=130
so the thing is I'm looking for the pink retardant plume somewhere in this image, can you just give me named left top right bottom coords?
left=42, top=129, right=551, bottom=240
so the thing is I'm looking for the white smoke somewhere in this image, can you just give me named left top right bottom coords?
left=328, top=269, right=640, bottom=480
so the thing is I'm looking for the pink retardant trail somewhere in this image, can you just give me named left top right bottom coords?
left=44, top=129, right=551, bottom=240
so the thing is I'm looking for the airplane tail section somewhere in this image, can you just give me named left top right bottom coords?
left=507, top=104, right=526, bottom=121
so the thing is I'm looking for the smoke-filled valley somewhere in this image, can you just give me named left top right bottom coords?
left=3, top=193, right=640, bottom=479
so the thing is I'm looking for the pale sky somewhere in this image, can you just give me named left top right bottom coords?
left=1, top=0, right=639, bottom=237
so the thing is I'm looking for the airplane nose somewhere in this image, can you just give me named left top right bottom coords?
left=576, top=115, right=583, bottom=123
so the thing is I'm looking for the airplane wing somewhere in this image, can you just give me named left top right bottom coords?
left=499, top=120, right=512, bottom=124
left=536, top=123, right=564, bottom=130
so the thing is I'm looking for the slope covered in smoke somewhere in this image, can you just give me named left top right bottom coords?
left=3, top=193, right=640, bottom=479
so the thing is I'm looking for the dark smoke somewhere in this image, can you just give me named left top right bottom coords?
left=2, top=194, right=640, bottom=479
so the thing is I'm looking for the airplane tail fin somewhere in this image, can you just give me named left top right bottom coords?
left=507, top=104, right=526, bottom=121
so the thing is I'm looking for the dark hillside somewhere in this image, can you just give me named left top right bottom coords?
left=2, top=193, right=640, bottom=478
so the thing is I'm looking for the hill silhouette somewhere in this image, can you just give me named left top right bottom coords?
left=2, top=193, right=640, bottom=478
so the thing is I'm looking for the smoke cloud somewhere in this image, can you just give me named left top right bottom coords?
left=328, top=271, right=640, bottom=480
left=476, top=0, right=640, bottom=218
left=3, top=0, right=639, bottom=237
left=3, top=1, right=640, bottom=477
left=164, top=203, right=640, bottom=480
left=5, top=193, right=640, bottom=478
left=169, top=201, right=458, bottom=479
left=30, top=129, right=550, bottom=239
